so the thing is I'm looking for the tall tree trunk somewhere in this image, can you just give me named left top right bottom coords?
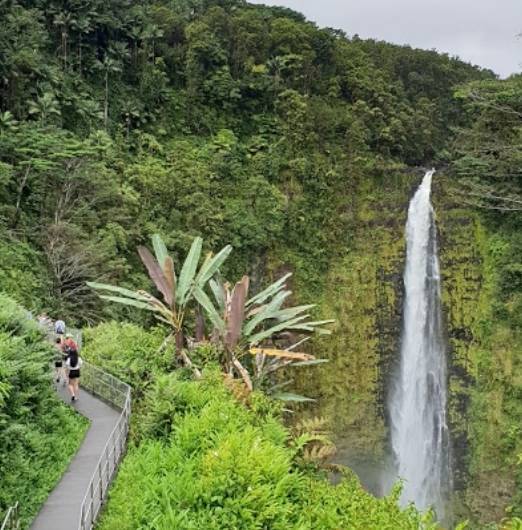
left=12, top=165, right=31, bottom=229
left=78, top=36, right=82, bottom=73
left=195, top=306, right=205, bottom=342
left=175, top=329, right=184, bottom=353
left=104, top=71, right=109, bottom=130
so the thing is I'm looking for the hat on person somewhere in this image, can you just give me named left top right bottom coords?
left=65, top=333, right=73, bottom=339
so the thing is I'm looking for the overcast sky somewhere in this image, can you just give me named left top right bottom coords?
left=249, top=0, right=522, bottom=78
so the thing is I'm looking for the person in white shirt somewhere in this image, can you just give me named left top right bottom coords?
left=65, top=349, right=83, bottom=402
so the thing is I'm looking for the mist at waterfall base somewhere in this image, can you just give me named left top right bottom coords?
left=382, top=169, right=452, bottom=520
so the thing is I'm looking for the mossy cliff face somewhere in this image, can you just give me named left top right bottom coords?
left=291, top=172, right=419, bottom=481
left=435, top=178, right=522, bottom=526
left=290, top=173, right=520, bottom=524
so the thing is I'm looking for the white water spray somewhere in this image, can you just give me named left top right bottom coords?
left=389, top=170, right=451, bottom=518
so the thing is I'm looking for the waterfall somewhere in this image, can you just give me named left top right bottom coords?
left=388, top=170, right=451, bottom=519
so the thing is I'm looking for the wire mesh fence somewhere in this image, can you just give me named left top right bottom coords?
left=78, top=362, right=131, bottom=530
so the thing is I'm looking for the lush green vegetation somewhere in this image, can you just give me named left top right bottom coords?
left=0, top=0, right=492, bottom=324
left=436, top=73, right=522, bottom=525
left=0, top=294, right=88, bottom=528
left=88, top=233, right=334, bottom=399
left=81, top=326, right=434, bottom=529
left=0, top=0, right=520, bottom=527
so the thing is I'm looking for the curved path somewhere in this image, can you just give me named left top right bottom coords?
left=30, top=384, right=120, bottom=530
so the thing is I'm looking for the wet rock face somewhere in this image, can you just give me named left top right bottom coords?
left=433, top=178, right=483, bottom=494
left=291, top=172, right=418, bottom=464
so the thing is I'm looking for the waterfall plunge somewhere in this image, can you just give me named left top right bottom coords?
left=389, top=170, right=451, bottom=519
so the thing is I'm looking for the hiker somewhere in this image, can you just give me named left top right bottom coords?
left=37, top=313, right=53, bottom=336
left=54, top=319, right=66, bottom=335
left=65, top=347, right=83, bottom=402
left=63, top=333, right=78, bottom=354
left=37, top=313, right=51, bottom=326
left=54, top=337, right=65, bottom=383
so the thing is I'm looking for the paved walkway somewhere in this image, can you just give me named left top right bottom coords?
left=30, top=382, right=120, bottom=530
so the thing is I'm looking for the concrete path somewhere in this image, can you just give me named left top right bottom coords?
left=30, top=382, right=120, bottom=530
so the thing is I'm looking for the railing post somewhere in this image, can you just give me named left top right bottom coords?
left=99, top=460, right=103, bottom=502
left=106, top=445, right=110, bottom=487
left=80, top=502, right=85, bottom=530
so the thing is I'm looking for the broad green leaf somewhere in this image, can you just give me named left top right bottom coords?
left=193, top=285, right=225, bottom=332
left=99, top=295, right=152, bottom=310
left=176, top=237, right=202, bottom=305
left=195, top=245, right=233, bottom=286
left=87, top=282, right=149, bottom=302
left=243, top=291, right=291, bottom=336
left=197, top=252, right=213, bottom=284
left=209, top=279, right=225, bottom=310
left=248, top=314, right=311, bottom=346
left=289, top=320, right=335, bottom=335
left=272, top=304, right=316, bottom=322
left=152, top=234, right=169, bottom=269
left=298, top=319, right=335, bottom=327
left=246, top=272, right=292, bottom=307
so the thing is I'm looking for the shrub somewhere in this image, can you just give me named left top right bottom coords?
left=82, top=321, right=175, bottom=397
left=0, top=294, right=87, bottom=528
left=98, top=369, right=434, bottom=530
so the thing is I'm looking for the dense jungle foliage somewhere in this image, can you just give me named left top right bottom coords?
left=81, top=324, right=436, bottom=530
left=0, top=295, right=87, bottom=528
left=0, top=0, right=493, bottom=322
left=0, top=0, right=521, bottom=527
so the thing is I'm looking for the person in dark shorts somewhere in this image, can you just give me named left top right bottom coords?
left=65, top=349, right=83, bottom=402
left=54, top=337, right=64, bottom=383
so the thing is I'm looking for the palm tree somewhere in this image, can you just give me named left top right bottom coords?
left=96, top=55, right=120, bottom=130
left=53, top=11, right=76, bottom=69
left=141, top=24, right=164, bottom=62
left=73, top=16, right=92, bottom=73
left=87, top=234, right=232, bottom=369
left=95, top=44, right=128, bottom=130
left=0, top=111, right=18, bottom=133
left=28, top=92, right=61, bottom=126
left=76, top=97, right=103, bottom=128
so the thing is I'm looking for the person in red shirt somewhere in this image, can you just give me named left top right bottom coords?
left=63, top=334, right=78, bottom=355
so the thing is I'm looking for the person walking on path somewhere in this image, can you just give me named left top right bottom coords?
left=65, top=348, right=83, bottom=402
left=54, top=319, right=66, bottom=335
left=63, top=333, right=78, bottom=354
left=53, top=336, right=65, bottom=383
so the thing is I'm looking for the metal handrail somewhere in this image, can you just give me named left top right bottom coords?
left=0, top=502, right=19, bottom=530
left=78, top=361, right=131, bottom=530
left=5, top=324, right=132, bottom=530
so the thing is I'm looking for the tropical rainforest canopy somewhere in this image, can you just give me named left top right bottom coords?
left=0, top=0, right=521, bottom=528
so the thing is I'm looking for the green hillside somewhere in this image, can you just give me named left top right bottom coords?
left=0, top=0, right=520, bottom=527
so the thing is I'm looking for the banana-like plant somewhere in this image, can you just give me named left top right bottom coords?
left=197, top=273, right=334, bottom=391
left=87, top=234, right=232, bottom=368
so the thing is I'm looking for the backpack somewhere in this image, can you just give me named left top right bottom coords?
left=55, top=320, right=66, bottom=334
